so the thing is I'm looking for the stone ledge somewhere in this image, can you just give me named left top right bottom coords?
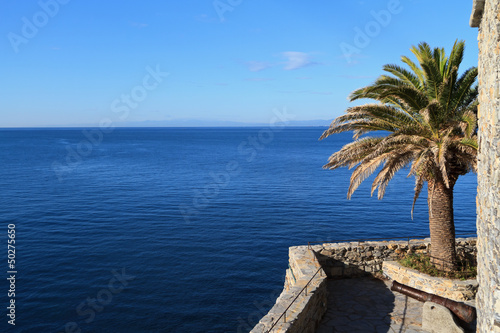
left=383, top=261, right=478, bottom=301
left=251, top=238, right=477, bottom=332
left=315, top=237, right=476, bottom=279
left=470, top=0, right=486, bottom=27
left=250, top=246, right=327, bottom=333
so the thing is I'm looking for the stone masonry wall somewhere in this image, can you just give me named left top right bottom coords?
left=383, top=261, right=478, bottom=301
left=314, top=238, right=476, bottom=278
left=251, top=238, right=476, bottom=333
left=471, top=0, right=500, bottom=331
left=250, top=246, right=328, bottom=333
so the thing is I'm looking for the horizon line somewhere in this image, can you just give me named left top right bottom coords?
left=0, top=125, right=331, bottom=129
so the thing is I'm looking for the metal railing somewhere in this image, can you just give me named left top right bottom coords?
left=266, top=265, right=324, bottom=333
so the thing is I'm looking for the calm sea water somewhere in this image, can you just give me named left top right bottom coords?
left=0, top=128, right=476, bottom=333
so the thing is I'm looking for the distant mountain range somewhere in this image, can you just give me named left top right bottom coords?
left=113, top=119, right=333, bottom=127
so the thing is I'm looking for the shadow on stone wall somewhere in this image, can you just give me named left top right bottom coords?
left=313, top=251, right=376, bottom=278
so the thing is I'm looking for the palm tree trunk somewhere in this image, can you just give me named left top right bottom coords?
left=427, top=179, right=457, bottom=271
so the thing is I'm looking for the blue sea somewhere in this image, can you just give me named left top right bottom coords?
left=0, top=128, right=476, bottom=333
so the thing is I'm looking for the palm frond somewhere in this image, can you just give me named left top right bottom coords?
left=383, top=64, right=423, bottom=89
left=412, top=176, right=425, bottom=219
left=371, top=150, right=414, bottom=199
left=322, top=40, right=478, bottom=206
left=347, top=155, right=387, bottom=198
left=447, top=40, right=465, bottom=75
left=323, top=137, right=384, bottom=170
left=401, top=55, right=424, bottom=85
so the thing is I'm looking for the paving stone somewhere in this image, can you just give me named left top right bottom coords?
left=315, top=326, right=333, bottom=333
left=375, top=324, right=391, bottom=333
left=315, top=277, right=429, bottom=333
left=389, top=323, right=404, bottom=332
left=404, top=326, right=422, bottom=332
left=333, top=325, right=355, bottom=333
left=422, top=302, right=464, bottom=333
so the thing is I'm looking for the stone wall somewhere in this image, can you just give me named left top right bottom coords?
left=250, top=246, right=328, bottom=333
left=314, top=238, right=476, bottom=279
left=383, top=261, right=478, bottom=301
left=470, top=0, right=500, bottom=331
left=251, top=238, right=477, bottom=333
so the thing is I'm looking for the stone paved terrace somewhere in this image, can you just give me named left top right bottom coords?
left=315, top=277, right=476, bottom=333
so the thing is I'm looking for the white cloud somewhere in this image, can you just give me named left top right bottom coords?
left=244, top=78, right=274, bottom=82
left=244, top=52, right=319, bottom=72
left=282, top=52, right=317, bottom=70
left=245, top=61, right=273, bottom=72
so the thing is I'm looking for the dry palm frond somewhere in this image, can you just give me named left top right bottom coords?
left=320, top=39, right=478, bottom=213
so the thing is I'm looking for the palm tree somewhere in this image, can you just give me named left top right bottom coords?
left=320, top=40, right=478, bottom=271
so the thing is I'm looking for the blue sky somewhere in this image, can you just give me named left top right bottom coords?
left=1, top=0, right=479, bottom=127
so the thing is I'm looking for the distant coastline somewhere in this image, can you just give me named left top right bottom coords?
left=0, top=119, right=333, bottom=129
